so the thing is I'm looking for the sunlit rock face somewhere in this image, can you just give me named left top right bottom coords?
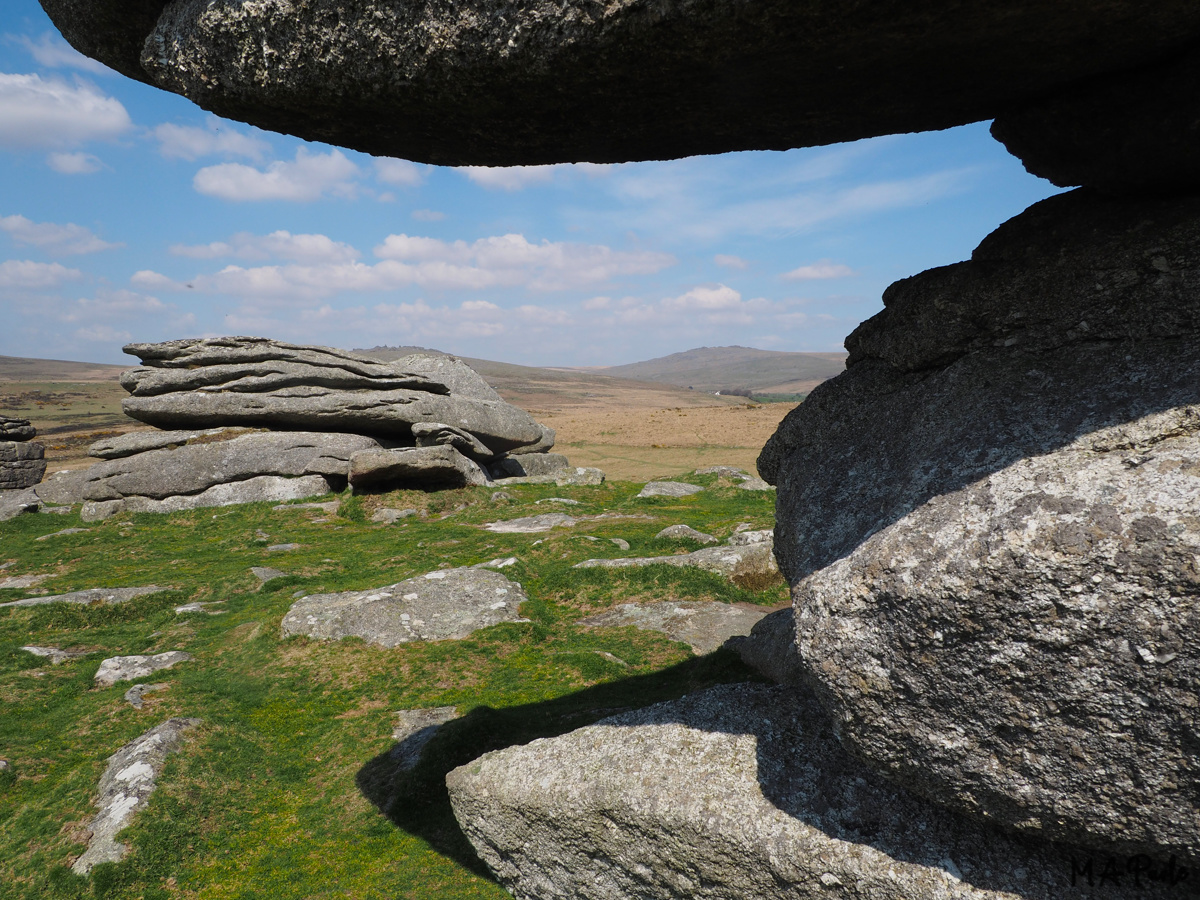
left=37, top=0, right=1200, bottom=165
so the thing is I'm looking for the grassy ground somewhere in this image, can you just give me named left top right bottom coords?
left=0, top=473, right=782, bottom=899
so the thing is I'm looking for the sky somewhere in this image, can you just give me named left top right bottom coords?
left=0, top=1, right=1063, bottom=367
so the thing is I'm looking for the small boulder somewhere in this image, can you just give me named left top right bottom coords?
left=93, top=651, right=191, bottom=687
left=349, top=445, right=488, bottom=490
left=371, top=507, right=418, bottom=524
left=637, top=481, right=703, bottom=498
left=20, top=646, right=91, bottom=665
left=0, top=487, right=42, bottom=521
left=484, top=513, right=577, bottom=534
left=575, top=540, right=781, bottom=591
left=579, top=600, right=779, bottom=654
left=655, top=524, right=718, bottom=544
left=123, top=683, right=168, bottom=708
left=488, top=452, right=570, bottom=479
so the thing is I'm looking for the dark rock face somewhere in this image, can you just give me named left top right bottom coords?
left=760, top=188, right=1200, bottom=863
left=487, top=452, right=570, bottom=479
left=992, top=48, right=1200, bottom=194
left=0, top=441, right=47, bottom=490
left=0, top=416, right=36, bottom=442
left=38, top=0, right=1200, bottom=165
left=347, top=446, right=489, bottom=491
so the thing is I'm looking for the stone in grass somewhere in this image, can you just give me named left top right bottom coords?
left=94, top=652, right=192, bottom=687
left=250, top=566, right=287, bottom=583
left=575, top=540, right=781, bottom=591
left=0, top=573, right=53, bottom=590
left=497, top=467, right=605, bottom=487
left=610, top=539, right=630, bottom=551
left=694, top=465, right=751, bottom=480
left=123, top=683, right=168, bottom=709
left=371, top=507, right=418, bottom=524
left=449, top=684, right=1161, bottom=900
left=35, top=528, right=88, bottom=541
left=266, top=543, right=301, bottom=552
left=737, top=477, right=775, bottom=491
left=579, top=600, right=779, bottom=654
left=20, top=646, right=91, bottom=665
left=484, top=513, right=577, bottom=534
left=281, top=567, right=529, bottom=648
left=0, top=486, right=42, bottom=521
left=535, top=497, right=581, bottom=506
left=174, top=601, right=225, bottom=615
left=0, top=585, right=169, bottom=609
left=655, top=524, right=718, bottom=544
left=636, top=481, right=703, bottom=498
left=72, top=718, right=201, bottom=875
left=391, top=706, right=459, bottom=770
left=474, top=557, right=519, bottom=570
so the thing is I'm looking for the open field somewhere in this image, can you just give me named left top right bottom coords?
left=0, top=472, right=783, bottom=899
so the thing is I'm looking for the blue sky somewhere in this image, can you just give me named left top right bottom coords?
left=0, top=1, right=1062, bottom=367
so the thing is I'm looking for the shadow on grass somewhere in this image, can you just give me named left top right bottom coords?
left=355, top=648, right=763, bottom=878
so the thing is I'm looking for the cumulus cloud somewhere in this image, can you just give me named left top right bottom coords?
left=0, top=215, right=121, bottom=254
left=153, top=120, right=270, bottom=161
left=0, top=73, right=131, bottom=148
left=170, top=230, right=360, bottom=265
left=781, top=260, right=855, bottom=281
left=661, top=285, right=744, bottom=311
left=46, top=151, right=102, bottom=174
left=0, top=259, right=83, bottom=288
left=714, top=254, right=748, bottom=269
left=374, top=158, right=428, bottom=187
left=13, top=33, right=111, bottom=75
left=193, top=148, right=359, bottom=201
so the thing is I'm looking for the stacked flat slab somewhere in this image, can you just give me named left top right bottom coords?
left=37, top=1, right=1200, bottom=897
left=0, top=416, right=45, bottom=490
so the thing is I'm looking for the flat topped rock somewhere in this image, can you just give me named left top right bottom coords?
left=0, top=585, right=168, bottom=609
left=484, top=513, right=578, bottom=534
left=637, top=482, right=704, bottom=498
left=0, top=416, right=35, bottom=442
left=655, top=524, right=717, bottom=544
left=41, top=0, right=1200, bottom=165
left=281, top=567, right=529, bottom=647
left=94, top=651, right=192, bottom=687
left=20, top=645, right=92, bottom=665
left=579, top=600, right=778, bottom=654
left=575, top=538, right=781, bottom=590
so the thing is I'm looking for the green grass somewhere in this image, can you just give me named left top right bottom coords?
left=0, top=478, right=780, bottom=899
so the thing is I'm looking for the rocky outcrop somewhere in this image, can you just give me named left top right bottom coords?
left=0, top=416, right=36, bottom=442
left=281, top=567, right=529, bottom=647
left=39, top=0, right=1200, bottom=165
left=0, top=586, right=168, bottom=609
left=760, top=188, right=1200, bottom=864
left=578, top=600, right=779, bottom=654
left=449, top=683, right=1189, bottom=900
left=72, top=718, right=201, bottom=875
left=0, top=417, right=46, bottom=490
left=348, top=446, right=488, bottom=491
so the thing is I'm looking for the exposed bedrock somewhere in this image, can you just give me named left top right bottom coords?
left=36, top=0, right=1200, bottom=165
left=759, top=188, right=1200, bottom=862
left=0, top=441, right=47, bottom=490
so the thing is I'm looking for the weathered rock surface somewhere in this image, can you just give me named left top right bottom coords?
left=694, top=465, right=751, bottom=480
left=484, top=513, right=577, bottom=534
left=390, top=706, right=459, bottom=770
left=88, top=427, right=242, bottom=459
left=72, top=718, right=201, bottom=875
left=81, top=474, right=334, bottom=521
left=123, top=682, right=168, bottom=708
left=760, top=188, right=1200, bottom=862
left=724, top=607, right=805, bottom=686
left=383, top=352, right=502, bottom=402
left=33, top=468, right=90, bottom=506
left=82, top=431, right=377, bottom=501
left=94, top=651, right=191, bottom=687
left=281, top=567, right=528, bottom=647
left=0, top=573, right=52, bottom=590
left=348, top=445, right=488, bottom=491
left=411, top=422, right=495, bottom=461
left=20, top=645, right=91, bottom=665
left=496, top=467, right=605, bottom=487
left=250, top=566, right=286, bottom=584
left=0, top=586, right=167, bottom=609
left=449, top=683, right=1185, bottom=900
left=579, top=600, right=778, bottom=654
left=0, top=441, right=46, bottom=490
left=575, top=537, right=781, bottom=590
left=637, top=481, right=704, bottom=498
left=0, top=416, right=36, bottom=442
left=655, top=524, right=717, bottom=544
left=489, top=452, right=570, bottom=480
left=0, top=487, right=42, bottom=521
left=371, top=507, right=418, bottom=524
left=35, top=527, right=88, bottom=540
left=40, top=0, right=1200, bottom=166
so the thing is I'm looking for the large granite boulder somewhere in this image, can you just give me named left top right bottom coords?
left=39, top=0, right=1200, bottom=165
left=760, top=188, right=1200, bottom=863
left=120, top=337, right=544, bottom=456
left=0, top=441, right=46, bottom=490
left=448, top=683, right=1186, bottom=900
left=348, top=445, right=489, bottom=491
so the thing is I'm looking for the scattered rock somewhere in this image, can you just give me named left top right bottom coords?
left=655, top=524, right=717, bottom=544
left=489, top=452, right=570, bottom=479
left=81, top=474, right=335, bottom=521
left=694, top=465, right=750, bottom=479
left=610, top=538, right=630, bottom=551
left=575, top=540, right=781, bottom=590
left=19, top=646, right=91, bottom=665
left=71, top=717, right=201, bottom=875
left=0, top=416, right=36, bottom=442
left=0, top=573, right=53, bottom=589
left=489, top=491, right=514, bottom=503
left=250, top=566, right=286, bottom=583
left=266, top=543, right=301, bottom=553
left=736, top=477, right=774, bottom=491
left=349, top=445, right=488, bottom=491
left=496, top=467, right=605, bottom=486
left=281, top=567, right=529, bottom=647
left=484, top=513, right=577, bottom=534
left=0, top=487, right=42, bottom=521
left=726, top=528, right=773, bottom=546
left=578, top=600, right=779, bottom=654
left=33, top=469, right=90, bottom=506
left=174, top=602, right=225, bottom=615
left=448, top=684, right=1173, bottom=900
left=123, top=683, right=168, bottom=709
left=535, top=497, right=580, bottom=506
left=35, top=528, right=88, bottom=541
left=94, top=652, right=192, bottom=687
left=370, top=507, right=418, bottom=524
left=0, top=441, right=46, bottom=490
left=390, top=706, right=459, bottom=770
left=474, top=557, right=518, bottom=569
left=0, top=586, right=168, bottom=609
left=636, top=481, right=703, bottom=498
left=273, top=500, right=340, bottom=513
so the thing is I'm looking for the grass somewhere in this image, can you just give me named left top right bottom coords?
left=0, top=475, right=780, bottom=899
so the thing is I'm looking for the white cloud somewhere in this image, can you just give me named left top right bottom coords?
left=781, top=260, right=855, bottom=281
left=0, top=73, right=131, bottom=148
left=0, top=259, right=83, bottom=288
left=460, top=165, right=558, bottom=191
left=153, top=120, right=270, bottom=161
left=374, top=158, right=428, bottom=187
left=714, top=254, right=748, bottom=269
left=170, top=230, right=360, bottom=265
left=0, top=215, right=121, bottom=254
left=74, top=324, right=133, bottom=343
left=131, top=270, right=184, bottom=291
left=46, top=151, right=102, bottom=174
left=14, top=33, right=111, bottom=75
left=193, top=148, right=359, bottom=201
left=412, top=209, right=446, bottom=222
left=662, top=285, right=744, bottom=311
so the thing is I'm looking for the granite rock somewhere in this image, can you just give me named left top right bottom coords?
left=80, top=474, right=334, bottom=521
left=488, top=452, right=571, bottom=480
left=20, top=645, right=92, bottom=665
left=94, top=651, right=191, bottom=687
left=655, top=524, right=717, bottom=544
left=578, top=600, right=778, bottom=654
left=348, top=445, right=489, bottom=491
left=0, top=416, right=36, bottom=442
left=637, top=481, right=704, bottom=498
left=0, top=487, right=42, bottom=521
left=484, top=513, right=577, bottom=534
left=88, top=427, right=242, bottom=459
left=575, top=538, right=781, bottom=590
left=0, top=441, right=46, bottom=490
left=281, top=567, right=528, bottom=647
left=0, top=586, right=168, bottom=609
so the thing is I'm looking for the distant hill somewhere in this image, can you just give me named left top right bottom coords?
left=0, top=355, right=127, bottom=382
left=597, top=346, right=846, bottom=394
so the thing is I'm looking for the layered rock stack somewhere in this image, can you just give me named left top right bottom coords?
left=37, top=1, right=1200, bottom=897
left=0, top=416, right=45, bottom=490
left=73, top=337, right=569, bottom=519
